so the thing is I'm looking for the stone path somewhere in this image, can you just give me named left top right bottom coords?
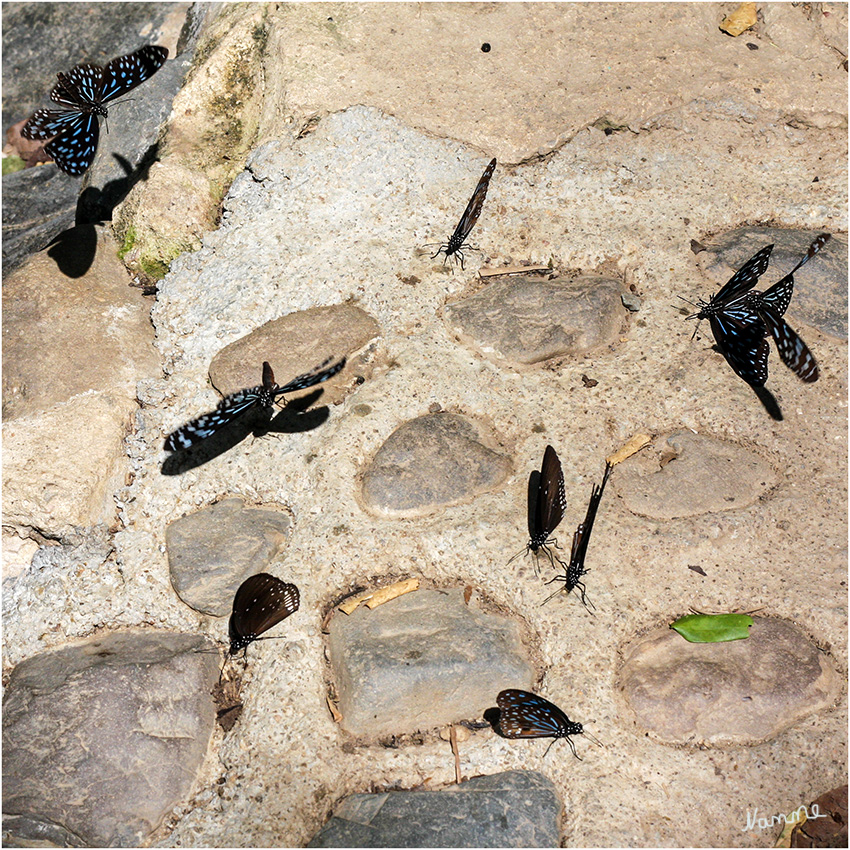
left=2, top=4, right=847, bottom=848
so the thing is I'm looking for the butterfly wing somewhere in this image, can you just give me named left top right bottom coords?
left=450, top=157, right=497, bottom=246
left=566, top=463, right=612, bottom=591
left=229, top=573, right=300, bottom=653
left=760, top=309, right=819, bottom=382
left=49, top=64, right=104, bottom=107
left=536, top=445, right=566, bottom=541
left=713, top=244, right=773, bottom=302
left=495, top=690, right=577, bottom=739
left=22, top=108, right=86, bottom=140
left=44, top=112, right=100, bottom=176
left=526, top=469, right=543, bottom=541
left=272, top=356, right=346, bottom=398
left=164, top=386, right=264, bottom=451
left=99, top=45, right=169, bottom=104
left=708, top=309, right=770, bottom=387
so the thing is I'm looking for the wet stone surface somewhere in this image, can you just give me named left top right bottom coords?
left=2, top=629, right=219, bottom=848
left=307, top=770, right=562, bottom=848
left=613, top=431, right=777, bottom=519
left=166, top=498, right=292, bottom=616
left=443, top=275, right=625, bottom=365
left=618, top=618, right=841, bottom=745
left=360, top=413, right=512, bottom=516
left=695, top=226, right=848, bottom=339
left=327, top=588, right=534, bottom=739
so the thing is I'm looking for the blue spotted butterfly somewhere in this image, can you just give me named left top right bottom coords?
left=485, top=689, right=600, bottom=759
left=692, top=234, right=830, bottom=387
left=22, top=45, right=168, bottom=176
left=165, top=357, right=346, bottom=451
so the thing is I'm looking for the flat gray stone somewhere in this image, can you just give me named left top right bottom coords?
left=327, top=588, right=533, bottom=739
left=360, top=413, right=512, bottom=516
left=618, top=618, right=841, bottom=745
left=443, top=275, right=625, bottom=365
left=2, top=629, right=219, bottom=847
left=307, top=770, right=561, bottom=848
left=696, top=226, right=848, bottom=339
left=613, top=431, right=777, bottom=519
left=166, top=497, right=292, bottom=615
left=208, top=303, right=380, bottom=403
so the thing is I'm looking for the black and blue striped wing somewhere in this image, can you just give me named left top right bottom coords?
left=164, top=386, right=264, bottom=451
left=22, top=108, right=88, bottom=140
left=44, top=113, right=100, bottom=176
left=100, top=45, right=169, bottom=104
left=714, top=243, right=773, bottom=302
left=760, top=309, right=819, bottom=382
left=271, top=356, right=346, bottom=399
left=708, top=308, right=770, bottom=387
left=495, top=690, right=583, bottom=739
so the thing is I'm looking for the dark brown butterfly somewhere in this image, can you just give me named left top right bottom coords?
left=543, top=463, right=612, bottom=611
left=509, top=445, right=567, bottom=573
left=430, top=158, right=497, bottom=269
left=484, top=689, right=600, bottom=759
left=228, top=573, right=300, bottom=656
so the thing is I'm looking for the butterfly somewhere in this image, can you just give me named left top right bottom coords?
left=228, top=573, right=300, bottom=656
left=429, top=158, right=497, bottom=269
left=485, top=689, right=599, bottom=759
left=692, top=234, right=830, bottom=387
left=21, top=45, right=168, bottom=176
left=164, top=356, right=346, bottom=451
left=509, top=445, right=567, bottom=573
left=543, top=463, right=612, bottom=611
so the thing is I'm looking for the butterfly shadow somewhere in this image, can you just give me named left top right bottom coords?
left=44, top=145, right=162, bottom=279
left=160, top=389, right=332, bottom=475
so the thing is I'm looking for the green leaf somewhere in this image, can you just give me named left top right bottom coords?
left=670, top=613, right=753, bottom=643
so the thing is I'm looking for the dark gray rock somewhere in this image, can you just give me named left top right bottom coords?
left=2, top=629, right=219, bottom=847
left=613, top=431, right=776, bottom=519
left=327, top=588, right=534, bottom=739
left=443, top=275, right=625, bottom=365
left=618, top=618, right=841, bottom=745
left=2, top=3, right=193, bottom=273
left=696, top=227, right=847, bottom=339
left=307, top=770, right=562, bottom=848
left=1, top=165, right=78, bottom=277
left=167, top=497, right=292, bottom=616
left=360, top=413, right=512, bottom=516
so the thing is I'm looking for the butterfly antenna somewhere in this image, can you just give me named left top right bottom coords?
left=583, top=730, right=604, bottom=748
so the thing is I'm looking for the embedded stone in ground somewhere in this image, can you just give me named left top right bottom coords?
left=166, top=497, right=292, bottom=616
left=613, top=431, right=776, bottom=519
left=2, top=630, right=219, bottom=848
left=327, top=588, right=533, bottom=739
left=618, top=618, right=841, bottom=745
left=208, top=303, right=381, bottom=402
left=696, top=227, right=847, bottom=339
left=443, top=274, right=625, bottom=365
left=360, top=413, right=512, bottom=516
left=307, top=770, right=561, bottom=848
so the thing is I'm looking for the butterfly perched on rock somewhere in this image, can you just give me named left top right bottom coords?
left=509, top=445, right=567, bottom=573
left=164, top=357, right=346, bottom=451
left=22, top=45, right=168, bottom=176
left=692, top=233, right=830, bottom=387
left=228, top=573, right=300, bottom=657
left=543, top=463, right=612, bottom=612
left=485, top=689, right=599, bottom=759
left=429, top=158, right=497, bottom=269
